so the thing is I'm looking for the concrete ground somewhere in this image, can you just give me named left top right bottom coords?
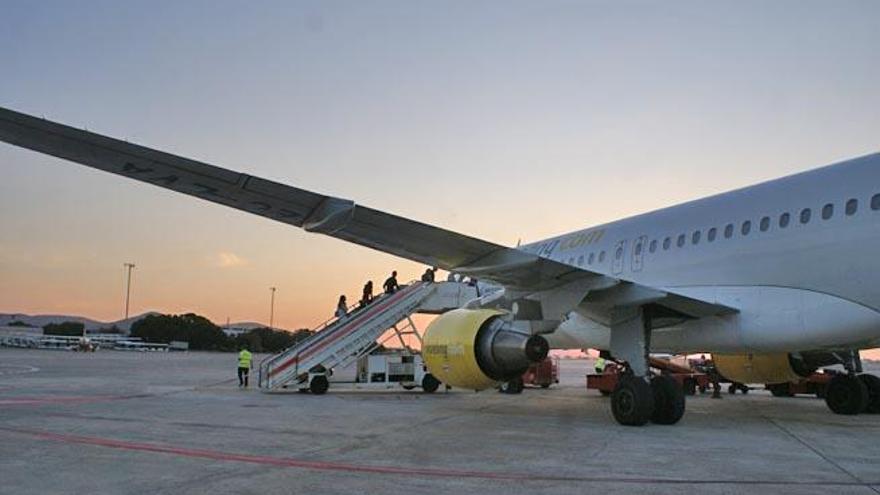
left=1, top=349, right=879, bottom=495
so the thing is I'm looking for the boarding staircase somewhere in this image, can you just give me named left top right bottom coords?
left=259, top=281, right=449, bottom=390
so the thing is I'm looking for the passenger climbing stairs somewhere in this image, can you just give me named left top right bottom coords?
left=259, top=281, right=443, bottom=391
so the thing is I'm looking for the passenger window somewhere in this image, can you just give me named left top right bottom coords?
left=873, top=193, right=880, bottom=211
left=615, top=246, right=624, bottom=259
left=741, top=221, right=751, bottom=235
left=663, top=237, right=671, bottom=250
left=577, top=255, right=584, bottom=266
left=724, top=224, right=734, bottom=238
left=634, top=243, right=642, bottom=256
left=677, top=234, right=685, bottom=248
left=649, top=240, right=658, bottom=253
left=846, top=199, right=858, bottom=216
left=707, top=227, right=717, bottom=242
left=759, top=216, right=770, bottom=232
left=800, top=208, right=812, bottom=224
left=588, top=253, right=595, bottom=265
left=692, top=231, right=701, bottom=245
left=599, top=251, right=606, bottom=263
left=822, top=203, right=834, bottom=220
left=568, top=257, right=575, bottom=264
left=779, top=212, right=790, bottom=228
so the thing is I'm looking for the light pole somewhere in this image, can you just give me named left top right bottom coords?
left=123, top=263, right=136, bottom=320
left=269, top=287, right=277, bottom=330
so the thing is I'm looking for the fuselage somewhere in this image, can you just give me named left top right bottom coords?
left=521, top=153, right=880, bottom=354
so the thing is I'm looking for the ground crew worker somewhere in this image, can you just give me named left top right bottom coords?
left=238, top=347, right=253, bottom=388
left=383, top=271, right=399, bottom=294
left=594, top=355, right=607, bottom=374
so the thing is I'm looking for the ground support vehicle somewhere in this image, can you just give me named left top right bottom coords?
left=350, top=351, right=439, bottom=392
left=765, top=370, right=842, bottom=398
left=587, top=357, right=711, bottom=396
left=500, top=357, right=559, bottom=393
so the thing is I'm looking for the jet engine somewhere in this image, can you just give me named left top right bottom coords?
left=713, top=352, right=839, bottom=384
left=421, top=309, right=550, bottom=390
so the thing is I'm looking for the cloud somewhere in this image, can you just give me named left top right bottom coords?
left=211, top=251, right=248, bottom=268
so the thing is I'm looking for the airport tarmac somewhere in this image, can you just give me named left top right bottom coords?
left=1, top=348, right=879, bottom=495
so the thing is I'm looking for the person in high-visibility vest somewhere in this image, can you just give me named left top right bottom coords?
left=594, top=356, right=607, bottom=374
left=238, top=347, right=253, bottom=388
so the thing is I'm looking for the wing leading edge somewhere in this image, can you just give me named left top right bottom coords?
left=0, top=106, right=736, bottom=317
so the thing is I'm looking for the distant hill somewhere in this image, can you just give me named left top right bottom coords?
left=0, top=312, right=160, bottom=333
left=0, top=312, right=283, bottom=333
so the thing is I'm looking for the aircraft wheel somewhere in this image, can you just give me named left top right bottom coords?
left=683, top=378, right=696, bottom=396
left=309, top=375, right=329, bottom=395
left=825, top=374, right=868, bottom=415
left=500, top=377, right=524, bottom=394
left=858, top=374, right=880, bottom=414
left=422, top=373, right=440, bottom=393
left=611, top=375, right=654, bottom=426
left=768, top=383, right=793, bottom=397
left=651, top=375, right=685, bottom=425
left=728, top=384, right=737, bottom=395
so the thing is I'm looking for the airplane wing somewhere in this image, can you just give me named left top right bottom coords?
left=0, top=107, right=736, bottom=319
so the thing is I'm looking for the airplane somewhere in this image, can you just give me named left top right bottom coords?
left=2, top=105, right=879, bottom=426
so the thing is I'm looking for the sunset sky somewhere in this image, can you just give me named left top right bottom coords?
left=2, top=1, right=879, bottom=332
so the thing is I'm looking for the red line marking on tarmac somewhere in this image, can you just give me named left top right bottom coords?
left=0, top=426, right=877, bottom=487
left=0, top=426, right=538, bottom=481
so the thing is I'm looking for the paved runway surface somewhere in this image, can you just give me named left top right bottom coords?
left=1, top=348, right=879, bottom=494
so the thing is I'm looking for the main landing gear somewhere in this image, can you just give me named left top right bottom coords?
left=824, top=351, right=880, bottom=415
left=608, top=305, right=685, bottom=426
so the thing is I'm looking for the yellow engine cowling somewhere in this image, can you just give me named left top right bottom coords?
left=422, top=309, right=550, bottom=390
left=713, top=353, right=806, bottom=384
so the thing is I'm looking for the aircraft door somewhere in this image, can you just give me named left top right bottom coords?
left=631, top=235, right=647, bottom=272
left=612, top=240, right=626, bottom=275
